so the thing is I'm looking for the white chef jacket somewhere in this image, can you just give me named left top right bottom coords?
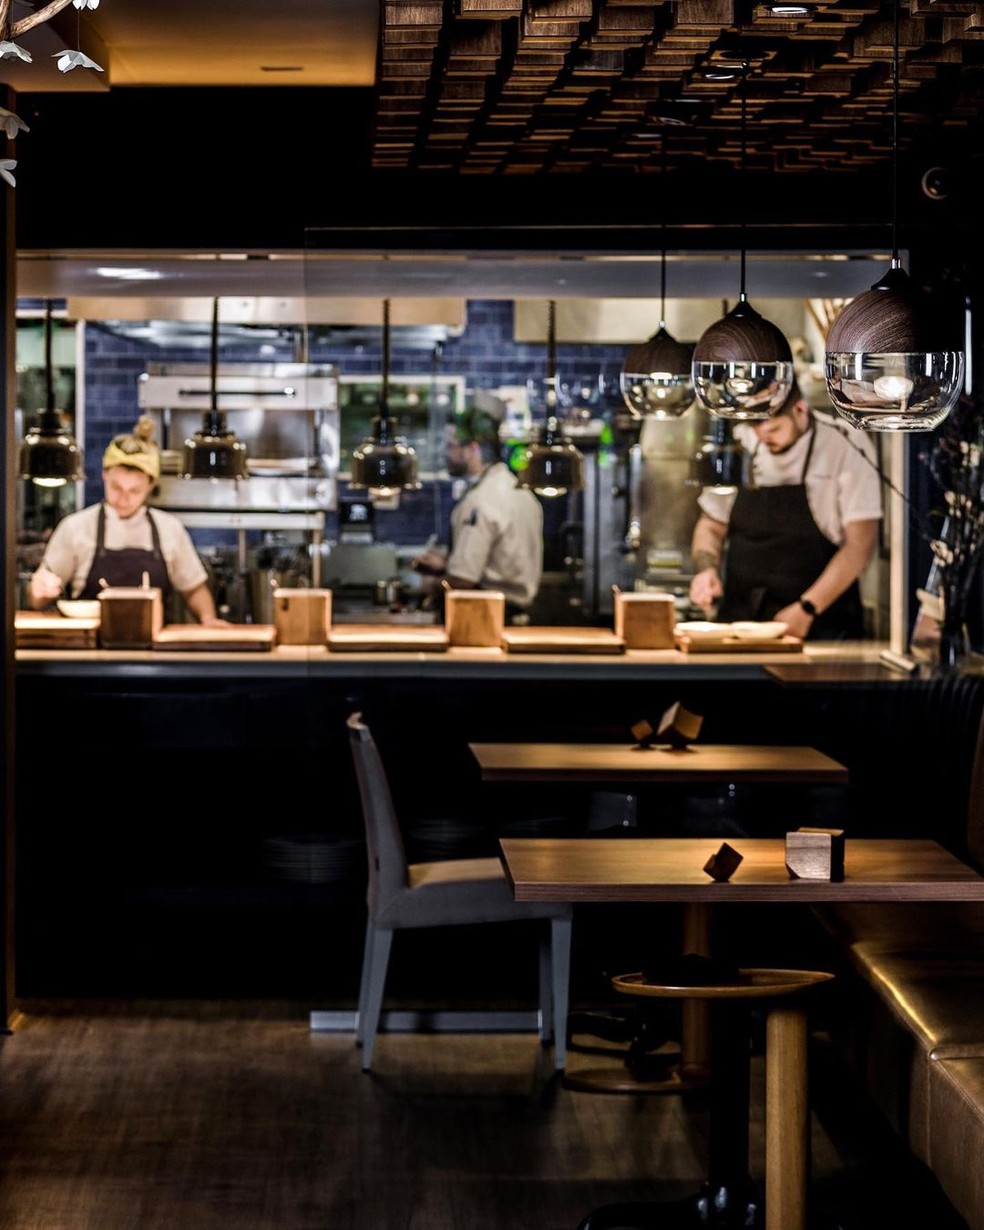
left=447, top=462, right=543, bottom=608
left=697, top=411, right=884, bottom=544
left=39, top=502, right=210, bottom=599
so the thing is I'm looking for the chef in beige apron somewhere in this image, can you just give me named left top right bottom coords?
left=689, top=383, right=883, bottom=641
left=412, top=393, right=543, bottom=622
left=28, top=418, right=225, bottom=626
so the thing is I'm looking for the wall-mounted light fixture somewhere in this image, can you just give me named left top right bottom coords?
left=18, top=299, right=85, bottom=488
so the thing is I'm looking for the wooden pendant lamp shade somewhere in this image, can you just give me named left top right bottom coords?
left=823, top=0, right=964, bottom=432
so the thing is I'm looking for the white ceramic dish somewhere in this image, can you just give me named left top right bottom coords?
left=676, top=621, right=733, bottom=641
left=57, top=599, right=101, bottom=621
left=730, top=620, right=788, bottom=640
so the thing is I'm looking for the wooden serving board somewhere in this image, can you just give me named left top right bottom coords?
left=674, top=632, right=803, bottom=654
left=15, top=612, right=99, bottom=649
left=501, top=626, right=625, bottom=655
left=152, top=624, right=277, bottom=651
left=326, top=624, right=449, bottom=652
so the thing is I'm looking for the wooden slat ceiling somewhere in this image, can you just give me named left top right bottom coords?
left=370, top=0, right=984, bottom=175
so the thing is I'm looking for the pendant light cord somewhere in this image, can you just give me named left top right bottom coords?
left=44, top=298, right=54, bottom=415
left=209, top=297, right=219, bottom=417
left=739, top=62, right=748, bottom=301
left=891, top=0, right=900, bottom=265
left=546, top=298, right=558, bottom=423
left=380, top=298, right=391, bottom=422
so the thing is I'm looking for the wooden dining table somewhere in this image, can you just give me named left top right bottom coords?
left=498, top=835, right=984, bottom=1230
left=468, top=741, right=850, bottom=785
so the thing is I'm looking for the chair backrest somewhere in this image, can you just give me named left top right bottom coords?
left=347, top=712, right=409, bottom=919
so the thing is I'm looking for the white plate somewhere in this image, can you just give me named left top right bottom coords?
left=57, top=600, right=101, bottom=620
left=676, top=621, right=733, bottom=641
left=730, top=621, right=788, bottom=640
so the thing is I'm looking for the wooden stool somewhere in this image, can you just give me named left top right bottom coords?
left=576, top=964, right=834, bottom=1230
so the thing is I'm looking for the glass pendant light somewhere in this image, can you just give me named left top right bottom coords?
left=349, top=298, right=421, bottom=498
left=620, top=238, right=695, bottom=420
left=823, top=0, right=964, bottom=431
left=516, top=299, right=585, bottom=499
left=18, top=299, right=85, bottom=488
left=178, top=297, right=249, bottom=480
left=692, top=63, right=794, bottom=421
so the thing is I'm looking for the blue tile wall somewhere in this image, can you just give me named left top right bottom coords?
left=45, top=300, right=631, bottom=548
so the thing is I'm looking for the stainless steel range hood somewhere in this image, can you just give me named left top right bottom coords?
left=139, top=362, right=340, bottom=517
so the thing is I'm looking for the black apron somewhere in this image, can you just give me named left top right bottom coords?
left=77, top=504, right=173, bottom=604
left=717, top=424, right=864, bottom=641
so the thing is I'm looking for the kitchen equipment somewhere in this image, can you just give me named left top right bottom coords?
left=98, top=586, right=164, bottom=648
left=612, top=588, right=676, bottom=649
left=273, top=588, right=332, bottom=646
left=152, top=624, right=277, bottom=651
left=374, top=578, right=403, bottom=608
left=444, top=588, right=505, bottom=647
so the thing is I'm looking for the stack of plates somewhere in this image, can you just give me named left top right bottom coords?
left=262, top=833, right=366, bottom=885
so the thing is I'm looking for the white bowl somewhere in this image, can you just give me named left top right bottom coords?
left=57, top=599, right=101, bottom=620
left=676, top=621, right=732, bottom=641
left=730, top=620, right=788, bottom=640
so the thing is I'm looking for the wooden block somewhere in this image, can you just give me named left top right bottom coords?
left=703, top=841, right=743, bottom=882
left=613, top=588, right=676, bottom=649
left=98, top=587, right=163, bottom=648
left=631, top=717, right=656, bottom=748
left=656, top=701, right=703, bottom=749
left=444, top=587, right=505, bottom=646
left=274, top=588, right=332, bottom=646
left=785, top=827, right=846, bottom=881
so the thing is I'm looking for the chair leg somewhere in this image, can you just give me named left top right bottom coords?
left=354, top=923, right=375, bottom=1046
left=551, top=916, right=572, bottom=1071
left=357, top=925, right=393, bottom=1072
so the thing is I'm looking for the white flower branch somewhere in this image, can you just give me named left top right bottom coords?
left=0, top=0, right=105, bottom=183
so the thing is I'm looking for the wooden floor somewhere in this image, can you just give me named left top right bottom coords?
left=0, top=997, right=970, bottom=1230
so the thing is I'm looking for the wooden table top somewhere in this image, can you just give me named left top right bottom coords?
left=469, top=742, right=849, bottom=784
left=499, top=837, right=984, bottom=904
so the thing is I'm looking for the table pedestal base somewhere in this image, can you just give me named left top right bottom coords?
left=572, top=966, right=832, bottom=1230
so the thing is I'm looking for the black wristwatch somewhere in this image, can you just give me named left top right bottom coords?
left=798, top=597, right=818, bottom=618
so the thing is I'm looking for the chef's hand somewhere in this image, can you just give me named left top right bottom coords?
left=689, top=567, right=723, bottom=614
left=411, top=546, right=447, bottom=577
left=773, top=601, right=813, bottom=640
left=29, top=565, right=64, bottom=605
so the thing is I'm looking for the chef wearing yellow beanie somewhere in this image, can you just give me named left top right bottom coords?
left=28, top=416, right=225, bottom=625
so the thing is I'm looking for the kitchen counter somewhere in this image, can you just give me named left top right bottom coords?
left=15, top=640, right=898, bottom=682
